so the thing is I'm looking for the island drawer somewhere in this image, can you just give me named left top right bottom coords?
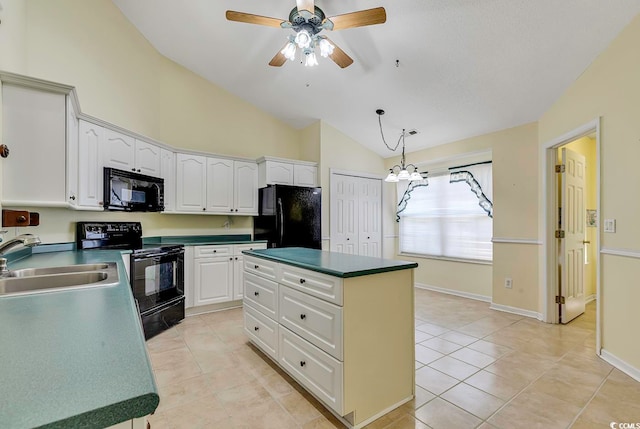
left=243, top=272, right=278, bottom=321
left=244, top=255, right=278, bottom=281
left=195, top=245, right=232, bottom=258
left=278, top=265, right=343, bottom=306
left=235, top=243, right=267, bottom=254
left=279, top=285, right=343, bottom=360
left=244, top=302, right=279, bottom=360
left=279, top=327, right=343, bottom=415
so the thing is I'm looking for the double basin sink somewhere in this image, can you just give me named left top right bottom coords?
left=0, top=263, right=119, bottom=297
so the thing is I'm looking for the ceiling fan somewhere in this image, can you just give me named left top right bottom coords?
left=226, top=0, right=386, bottom=68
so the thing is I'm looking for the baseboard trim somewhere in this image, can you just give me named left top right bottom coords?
left=349, top=395, right=414, bottom=429
left=585, top=294, right=597, bottom=303
left=185, top=301, right=242, bottom=316
left=601, top=349, right=640, bottom=382
left=415, top=283, right=491, bottom=303
left=489, top=302, right=543, bottom=320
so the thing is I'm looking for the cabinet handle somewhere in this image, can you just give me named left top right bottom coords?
left=299, top=278, right=306, bottom=284
left=229, top=257, right=233, bottom=261
left=346, top=238, right=350, bottom=241
left=300, top=361, right=306, bottom=367
left=254, top=326, right=259, bottom=331
left=300, top=314, right=306, bottom=320
left=70, top=195, right=76, bottom=201
left=254, top=265, right=259, bottom=269
left=131, top=168, right=136, bottom=171
left=230, top=209, right=233, bottom=212
left=367, top=236, right=370, bottom=239
left=254, top=291, right=259, bottom=297
left=202, top=208, right=206, bottom=211
left=213, top=250, right=217, bottom=253
left=235, top=257, right=238, bottom=260
left=235, top=209, right=238, bottom=212
left=137, top=169, right=141, bottom=173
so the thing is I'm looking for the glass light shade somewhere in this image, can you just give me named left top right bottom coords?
left=295, top=30, right=312, bottom=49
left=409, top=171, right=423, bottom=181
left=281, top=42, right=296, bottom=61
left=319, top=38, right=334, bottom=58
left=384, top=172, right=399, bottom=183
left=397, top=169, right=411, bottom=180
left=305, top=52, right=318, bottom=67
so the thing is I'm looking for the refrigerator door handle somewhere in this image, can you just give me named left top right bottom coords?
left=277, top=197, right=284, bottom=247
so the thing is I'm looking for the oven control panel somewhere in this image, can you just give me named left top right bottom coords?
left=76, top=222, right=143, bottom=250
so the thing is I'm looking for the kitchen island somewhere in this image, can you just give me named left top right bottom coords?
left=241, top=247, right=418, bottom=429
left=0, top=248, right=158, bottom=429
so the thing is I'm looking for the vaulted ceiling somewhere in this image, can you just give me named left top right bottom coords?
left=112, top=0, right=640, bottom=157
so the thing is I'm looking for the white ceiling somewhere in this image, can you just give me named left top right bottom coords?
left=112, top=0, right=640, bottom=158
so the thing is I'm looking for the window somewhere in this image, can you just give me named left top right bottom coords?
left=398, top=162, right=492, bottom=262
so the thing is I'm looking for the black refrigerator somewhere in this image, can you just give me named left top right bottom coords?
left=253, top=185, right=321, bottom=249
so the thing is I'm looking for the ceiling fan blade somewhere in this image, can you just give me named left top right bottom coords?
left=296, top=0, right=315, bottom=13
left=269, top=44, right=288, bottom=67
left=324, top=38, right=354, bottom=68
left=327, top=7, right=386, bottom=31
left=226, top=10, right=285, bottom=28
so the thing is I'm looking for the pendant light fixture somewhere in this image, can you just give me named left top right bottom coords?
left=376, top=109, right=422, bottom=182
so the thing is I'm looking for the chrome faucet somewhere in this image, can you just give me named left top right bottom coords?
left=0, top=234, right=41, bottom=274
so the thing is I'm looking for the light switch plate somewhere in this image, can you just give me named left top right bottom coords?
left=604, top=219, right=616, bottom=233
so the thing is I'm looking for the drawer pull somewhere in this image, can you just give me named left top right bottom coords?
left=254, top=291, right=259, bottom=297
left=254, top=265, right=259, bottom=269
left=213, top=250, right=217, bottom=253
left=300, top=361, right=306, bottom=367
left=254, top=326, right=259, bottom=331
left=300, top=314, right=306, bottom=320
left=299, top=278, right=306, bottom=284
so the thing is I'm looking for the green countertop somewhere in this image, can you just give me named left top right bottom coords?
left=0, top=250, right=159, bottom=429
left=242, top=247, right=418, bottom=278
left=143, top=234, right=266, bottom=246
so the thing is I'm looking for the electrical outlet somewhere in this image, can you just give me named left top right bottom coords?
left=505, top=278, right=513, bottom=289
left=604, top=219, right=616, bottom=233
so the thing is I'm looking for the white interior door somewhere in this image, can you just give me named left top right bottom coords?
left=330, top=174, right=358, bottom=254
left=560, top=147, right=586, bottom=323
left=358, top=178, right=382, bottom=257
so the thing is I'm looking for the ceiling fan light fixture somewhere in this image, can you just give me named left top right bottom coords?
left=304, top=51, right=319, bottom=67
left=318, top=38, right=334, bottom=58
left=295, top=29, right=312, bottom=49
left=281, top=41, right=297, bottom=61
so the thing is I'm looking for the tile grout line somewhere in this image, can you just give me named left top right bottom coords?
left=564, top=365, right=614, bottom=429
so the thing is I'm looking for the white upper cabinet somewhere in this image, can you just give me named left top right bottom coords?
left=1, top=83, right=67, bottom=206
left=101, top=130, right=161, bottom=177
left=102, top=129, right=135, bottom=171
left=176, top=153, right=207, bottom=212
left=66, top=97, right=79, bottom=206
left=160, top=149, right=175, bottom=212
left=135, top=139, right=161, bottom=176
left=206, top=157, right=234, bottom=213
left=234, top=161, right=258, bottom=214
left=258, top=157, right=318, bottom=188
left=78, top=120, right=104, bottom=208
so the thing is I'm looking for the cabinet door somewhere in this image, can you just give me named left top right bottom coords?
left=358, top=178, right=382, bottom=257
left=194, top=257, right=233, bottom=306
left=1, top=84, right=66, bottom=205
left=265, top=161, right=294, bottom=185
left=176, top=153, right=206, bottom=212
left=135, top=139, right=161, bottom=176
left=66, top=97, right=79, bottom=205
left=78, top=120, right=104, bottom=207
left=330, top=175, right=358, bottom=254
left=102, top=129, right=135, bottom=171
left=233, top=255, right=244, bottom=300
left=234, top=161, right=258, bottom=214
left=160, top=149, right=175, bottom=212
left=206, top=157, right=234, bottom=213
left=293, top=164, right=318, bottom=187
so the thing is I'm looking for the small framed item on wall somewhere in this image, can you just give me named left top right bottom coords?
left=586, top=209, right=598, bottom=227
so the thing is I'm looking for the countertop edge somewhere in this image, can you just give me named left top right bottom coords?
left=242, top=250, right=418, bottom=278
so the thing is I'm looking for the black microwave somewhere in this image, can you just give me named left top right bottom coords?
left=103, top=167, right=164, bottom=212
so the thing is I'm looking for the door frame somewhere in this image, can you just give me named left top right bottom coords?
left=329, top=169, right=385, bottom=256
left=541, top=118, right=601, bottom=352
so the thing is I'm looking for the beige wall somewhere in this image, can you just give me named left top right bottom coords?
left=561, top=137, right=597, bottom=298
left=539, top=14, right=640, bottom=369
left=386, top=123, right=538, bottom=302
left=1, top=0, right=301, bottom=243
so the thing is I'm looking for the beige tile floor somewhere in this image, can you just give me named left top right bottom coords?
left=145, top=289, right=640, bottom=429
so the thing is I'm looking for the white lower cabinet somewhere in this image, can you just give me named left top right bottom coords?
left=188, top=243, right=267, bottom=309
left=243, top=256, right=415, bottom=428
